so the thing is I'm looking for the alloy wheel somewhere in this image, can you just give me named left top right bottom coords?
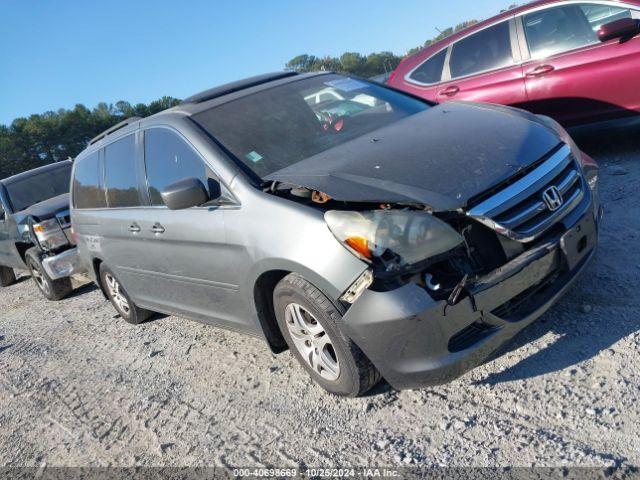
left=104, top=273, right=130, bottom=315
left=29, top=259, right=50, bottom=295
left=284, top=303, right=340, bottom=381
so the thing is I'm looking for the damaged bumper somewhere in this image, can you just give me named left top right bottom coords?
left=41, top=248, right=84, bottom=280
left=341, top=204, right=599, bottom=391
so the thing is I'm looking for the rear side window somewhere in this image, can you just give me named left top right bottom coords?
left=408, top=49, right=447, bottom=85
left=104, top=134, right=142, bottom=208
left=143, top=129, right=211, bottom=207
left=523, top=5, right=598, bottom=58
left=449, top=21, right=513, bottom=79
left=73, top=152, right=107, bottom=209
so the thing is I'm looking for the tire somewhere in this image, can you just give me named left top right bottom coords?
left=0, top=265, right=16, bottom=287
left=99, top=264, right=152, bottom=325
left=25, top=247, right=72, bottom=301
left=273, top=273, right=380, bottom=397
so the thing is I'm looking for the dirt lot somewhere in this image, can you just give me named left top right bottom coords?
left=1, top=119, right=639, bottom=473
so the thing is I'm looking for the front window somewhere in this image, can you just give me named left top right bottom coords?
left=523, top=5, right=601, bottom=59
left=143, top=128, right=215, bottom=206
left=580, top=4, right=633, bottom=31
left=192, top=74, right=429, bottom=178
left=5, top=163, right=72, bottom=212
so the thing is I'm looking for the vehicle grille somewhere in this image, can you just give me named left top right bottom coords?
left=467, top=144, right=584, bottom=242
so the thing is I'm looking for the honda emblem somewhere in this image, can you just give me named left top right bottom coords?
left=542, top=186, right=563, bottom=211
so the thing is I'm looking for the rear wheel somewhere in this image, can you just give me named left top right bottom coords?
left=0, top=266, right=16, bottom=287
left=273, top=273, right=380, bottom=397
left=25, top=247, right=72, bottom=301
left=99, top=264, right=152, bottom=325
left=0, top=265, right=16, bottom=287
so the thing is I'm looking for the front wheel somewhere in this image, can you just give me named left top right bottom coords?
left=273, top=273, right=380, bottom=397
left=25, top=247, right=72, bottom=301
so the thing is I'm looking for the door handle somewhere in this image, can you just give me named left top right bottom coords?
left=526, top=64, right=555, bottom=77
left=438, top=86, right=460, bottom=97
left=151, top=223, right=165, bottom=234
left=128, top=223, right=141, bottom=233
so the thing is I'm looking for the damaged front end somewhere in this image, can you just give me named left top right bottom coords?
left=266, top=141, right=600, bottom=390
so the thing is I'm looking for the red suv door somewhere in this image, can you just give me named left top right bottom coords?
left=520, top=2, right=640, bottom=125
left=434, top=19, right=527, bottom=106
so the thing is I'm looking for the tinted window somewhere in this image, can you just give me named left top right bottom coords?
left=408, top=49, right=447, bottom=84
left=104, top=134, right=141, bottom=208
left=449, top=22, right=513, bottom=78
left=192, top=74, right=428, bottom=178
left=580, top=4, right=632, bottom=31
left=4, top=163, right=72, bottom=212
left=73, top=152, right=106, bottom=209
left=144, top=129, right=211, bottom=206
left=524, top=5, right=598, bottom=58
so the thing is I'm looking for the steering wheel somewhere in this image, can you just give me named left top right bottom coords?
left=319, top=111, right=346, bottom=133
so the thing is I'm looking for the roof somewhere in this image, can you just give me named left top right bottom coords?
left=81, top=71, right=316, bottom=152
left=181, top=71, right=299, bottom=104
left=0, top=160, right=73, bottom=186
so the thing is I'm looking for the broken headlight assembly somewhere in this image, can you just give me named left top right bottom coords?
left=325, top=210, right=463, bottom=275
left=31, top=218, right=69, bottom=251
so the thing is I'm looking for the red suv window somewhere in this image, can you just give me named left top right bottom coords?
left=407, top=48, right=447, bottom=85
left=449, top=21, right=513, bottom=78
left=523, top=5, right=600, bottom=58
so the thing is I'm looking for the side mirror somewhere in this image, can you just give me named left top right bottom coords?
left=160, top=178, right=211, bottom=210
left=598, top=18, right=640, bottom=42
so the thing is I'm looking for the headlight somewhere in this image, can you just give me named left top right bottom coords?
left=32, top=219, right=68, bottom=251
left=325, top=210, right=463, bottom=272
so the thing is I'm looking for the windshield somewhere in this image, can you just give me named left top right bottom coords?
left=192, top=74, right=429, bottom=178
left=5, top=163, right=72, bottom=212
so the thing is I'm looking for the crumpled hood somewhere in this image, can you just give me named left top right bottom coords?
left=266, top=101, right=562, bottom=211
left=13, top=193, right=70, bottom=224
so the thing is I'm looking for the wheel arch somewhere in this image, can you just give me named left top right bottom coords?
left=251, top=261, right=354, bottom=354
left=91, top=257, right=109, bottom=299
left=253, top=269, right=290, bottom=353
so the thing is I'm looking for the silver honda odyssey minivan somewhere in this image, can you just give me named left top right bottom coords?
left=71, top=72, right=600, bottom=396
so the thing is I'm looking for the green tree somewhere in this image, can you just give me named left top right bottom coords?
left=0, top=96, right=181, bottom=178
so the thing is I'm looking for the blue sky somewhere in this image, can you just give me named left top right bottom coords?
left=1, top=0, right=511, bottom=125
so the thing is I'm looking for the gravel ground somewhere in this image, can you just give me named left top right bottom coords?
left=1, top=119, right=639, bottom=473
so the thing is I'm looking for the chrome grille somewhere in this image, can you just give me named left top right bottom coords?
left=467, top=145, right=584, bottom=242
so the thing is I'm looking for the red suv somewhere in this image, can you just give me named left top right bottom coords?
left=388, top=0, right=640, bottom=125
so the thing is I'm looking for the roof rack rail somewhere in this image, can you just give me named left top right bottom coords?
left=181, top=72, right=298, bottom=105
left=89, top=116, right=141, bottom=145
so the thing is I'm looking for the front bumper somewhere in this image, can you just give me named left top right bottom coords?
left=41, top=248, right=84, bottom=280
left=341, top=202, right=599, bottom=391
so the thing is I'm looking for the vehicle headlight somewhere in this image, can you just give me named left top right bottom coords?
left=325, top=210, right=463, bottom=272
left=33, top=219, right=68, bottom=251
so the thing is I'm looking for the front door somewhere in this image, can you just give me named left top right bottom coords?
left=520, top=2, right=640, bottom=125
left=135, top=127, right=244, bottom=328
